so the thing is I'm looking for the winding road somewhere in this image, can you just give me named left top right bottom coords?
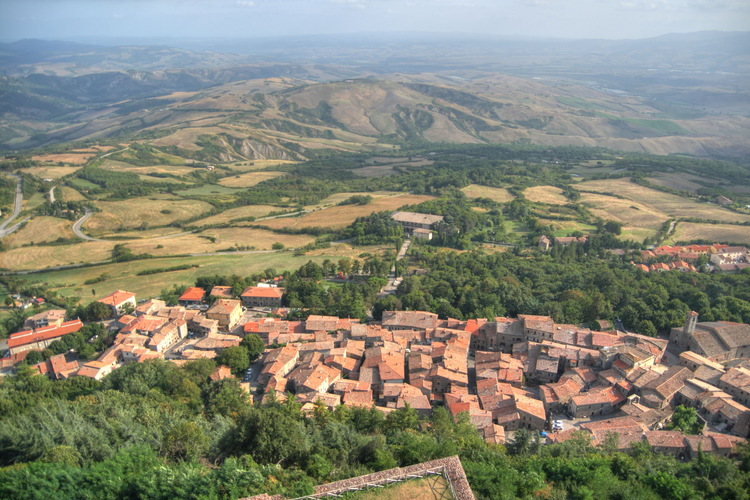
left=0, top=174, right=27, bottom=238
left=72, top=208, right=104, bottom=241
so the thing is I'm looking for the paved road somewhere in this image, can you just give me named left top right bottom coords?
left=0, top=174, right=23, bottom=238
left=377, top=238, right=411, bottom=298
left=72, top=208, right=104, bottom=241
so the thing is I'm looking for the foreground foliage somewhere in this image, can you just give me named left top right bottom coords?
left=1, top=359, right=749, bottom=499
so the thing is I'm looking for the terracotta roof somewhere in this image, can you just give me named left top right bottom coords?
left=381, top=310, right=439, bottom=330
left=207, top=299, right=241, bottom=315
left=241, top=286, right=284, bottom=299
left=98, top=290, right=135, bottom=307
left=179, top=287, right=206, bottom=302
left=645, top=430, right=686, bottom=449
left=8, top=320, right=84, bottom=348
left=209, top=286, right=233, bottom=298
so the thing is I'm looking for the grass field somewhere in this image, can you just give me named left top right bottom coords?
left=31, top=152, right=96, bottom=165
left=18, top=251, right=350, bottom=303
left=58, top=186, right=87, bottom=201
left=217, top=171, right=285, bottom=188
left=578, top=191, right=666, bottom=242
left=88, top=195, right=213, bottom=234
left=101, top=164, right=198, bottom=176
left=23, top=192, right=48, bottom=212
left=645, top=173, right=718, bottom=194
left=524, top=185, right=569, bottom=205
left=68, top=178, right=100, bottom=191
left=121, top=227, right=315, bottom=256
left=191, top=205, right=281, bottom=226
left=225, top=159, right=298, bottom=172
left=577, top=179, right=750, bottom=224
left=0, top=224, right=316, bottom=271
left=0, top=241, right=114, bottom=271
left=2, top=216, right=77, bottom=249
left=255, top=193, right=435, bottom=230
left=174, top=185, right=241, bottom=197
left=23, top=166, right=83, bottom=179
left=461, top=184, right=515, bottom=203
left=670, top=222, right=750, bottom=245
left=536, top=218, right=598, bottom=237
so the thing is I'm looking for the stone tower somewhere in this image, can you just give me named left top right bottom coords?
left=684, top=310, right=699, bottom=335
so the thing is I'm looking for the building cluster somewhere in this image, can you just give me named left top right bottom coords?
left=2, top=282, right=749, bottom=459
left=252, top=308, right=749, bottom=455
left=636, top=243, right=749, bottom=273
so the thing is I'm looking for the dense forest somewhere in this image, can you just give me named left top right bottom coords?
left=1, top=359, right=749, bottom=500
left=378, top=246, right=750, bottom=333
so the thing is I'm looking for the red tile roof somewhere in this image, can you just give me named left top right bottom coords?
left=8, top=320, right=84, bottom=348
left=98, top=290, right=135, bottom=307
left=179, top=287, right=206, bottom=302
left=241, top=286, right=284, bottom=298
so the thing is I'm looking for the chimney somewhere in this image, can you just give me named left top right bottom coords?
left=684, top=311, right=698, bottom=335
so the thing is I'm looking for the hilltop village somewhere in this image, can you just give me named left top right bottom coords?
left=4, top=281, right=750, bottom=460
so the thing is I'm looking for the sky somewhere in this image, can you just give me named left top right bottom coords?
left=1, top=0, right=748, bottom=42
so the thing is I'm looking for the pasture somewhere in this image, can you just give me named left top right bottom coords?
left=58, top=186, right=87, bottom=201
left=18, top=251, right=347, bottom=303
left=671, top=222, right=750, bottom=245
left=190, top=205, right=281, bottom=226
left=577, top=179, right=750, bottom=224
left=31, top=152, right=96, bottom=165
left=121, top=227, right=315, bottom=256
left=22, top=166, right=82, bottom=179
left=461, top=184, right=515, bottom=203
left=2, top=216, right=76, bottom=249
left=217, top=171, right=285, bottom=188
left=87, top=195, right=213, bottom=234
left=227, top=160, right=298, bottom=172
left=0, top=241, right=114, bottom=271
left=524, top=185, right=569, bottom=205
left=536, top=218, right=597, bottom=237
left=255, top=193, right=435, bottom=230
left=578, top=191, right=667, bottom=242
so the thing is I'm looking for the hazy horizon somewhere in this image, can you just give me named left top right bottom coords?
left=2, top=0, right=749, bottom=43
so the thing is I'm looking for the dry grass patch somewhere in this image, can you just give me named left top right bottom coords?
left=578, top=192, right=667, bottom=242
left=31, top=153, right=95, bottom=165
left=2, top=216, right=76, bottom=249
left=0, top=241, right=114, bottom=271
left=87, top=196, right=213, bottom=234
left=461, top=184, right=515, bottom=203
left=124, top=228, right=314, bottom=255
left=255, top=193, right=435, bottom=230
left=645, top=173, right=718, bottom=194
left=525, top=185, right=569, bottom=205
left=58, top=186, right=87, bottom=202
left=227, top=159, right=297, bottom=172
left=345, top=476, right=452, bottom=500
left=218, top=171, right=284, bottom=188
left=23, top=166, right=82, bottom=179
left=191, top=205, right=280, bottom=226
left=672, top=222, right=750, bottom=245
left=100, top=164, right=198, bottom=176
left=578, top=179, right=750, bottom=224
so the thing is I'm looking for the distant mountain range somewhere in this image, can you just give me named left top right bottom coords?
left=0, top=32, right=748, bottom=158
